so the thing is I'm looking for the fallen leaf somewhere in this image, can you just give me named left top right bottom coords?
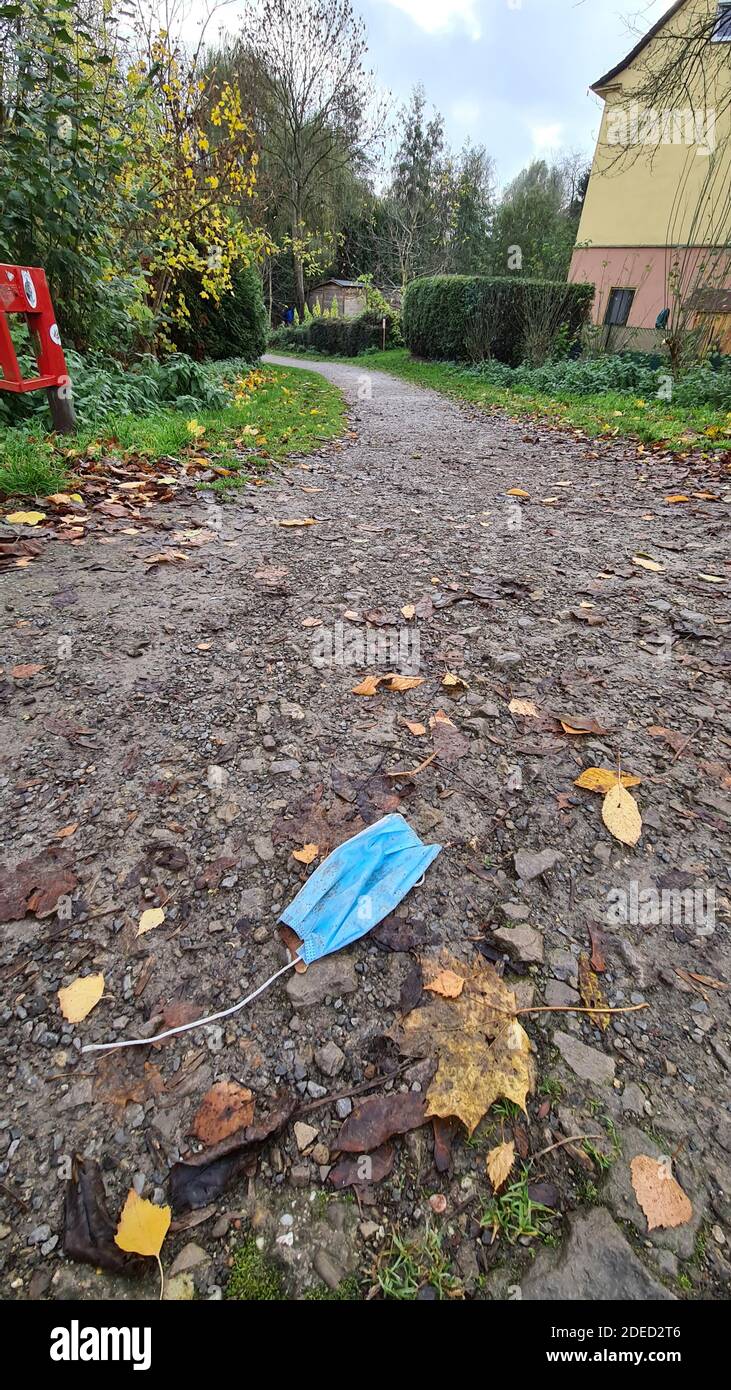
left=602, top=783, right=642, bottom=846
left=58, top=973, right=105, bottom=1023
left=506, top=488, right=529, bottom=498
left=442, top=671, right=467, bottom=690
left=144, top=550, right=189, bottom=566
left=401, top=603, right=416, bottom=619
left=509, top=698, right=538, bottom=718
left=292, top=843, right=319, bottom=864
left=664, top=494, right=690, bottom=504
left=424, top=968, right=465, bottom=999
left=138, top=907, right=165, bottom=936
left=588, top=924, right=606, bottom=973
left=559, top=716, right=608, bottom=736
left=630, top=1155, right=692, bottom=1231
left=632, top=554, right=664, bottom=572
left=11, top=663, right=44, bottom=679
left=578, top=953, right=609, bottom=1031
left=5, top=510, right=46, bottom=525
left=63, top=1158, right=141, bottom=1274
left=192, top=1082, right=255, bottom=1145
left=575, top=767, right=641, bottom=793
left=385, top=751, right=437, bottom=780
left=486, top=1140, right=515, bottom=1192
left=328, top=1144, right=394, bottom=1188
left=334, top=1093, right=427, bottom=1152
left=396, top=952, right=535, bottom=1134
left=115, top=1189, right=171, bottom=1259
left=404, top=719, right=426, bottom=736
left=387, top=674, right=425, bottom=692
left=278, top=517, right=317, bottom=527
left=53, top=822, right=79, bottom=839
left=697, top=573, right=725, bottom=584
left=169, top=1094, right=297, bottom=1211
left=301, top=616, right=322, bottom=628
left=352, top=673, right=390, bottom=696
left=647, top=725, right=687, bottom=753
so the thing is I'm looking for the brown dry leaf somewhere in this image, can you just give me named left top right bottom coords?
left=396, top=952, right=535, bottom=1134
left=647, top=725, right=687, bottom=753
left=424, top=968, right=465, bottom=999
left=53, top=822, right=79, bottom=839
left=278, top=517, right=317, bottom=527
left=486, top=1140, right=515, bottom=1193
left=442, top=671, right=467, bottom=690
left=138, top=907, right=165, bottom=936
left=192, top=1081, right=255, bottom=1145
left=404, top=719, right=426, bottom=736
left=144, top=550, right=189, bottom=566
left=11, top=663, right=44, bottom=679
left=509, top=698, right=538, bottom=718
left=386, top=674, right=425, bottom=692
left=385, top=751, right=437, bottom=780
left=575, top=767, right=641, bottom=793
left=301, top=617, right=322, bottom=628
left=578, top=953, right=609, bottom=1031
left=664, top=494, right=690, bottom=504
left=602, top=783, right=642, bottom=846
left=632, top=554, right=664, bottom=572
left=559, top=716, right=608, bottom=736
left=292, top=842, right=319, bottom=864
left=401, top=603, right=416, bottom=619
left=630, top=1155, right=692, bottom=1231
left=58, top=973, right=105, bottom=1023
left=115, top=1189, right=171, bottom=1258
left=352, top=673, right=392, bottom=696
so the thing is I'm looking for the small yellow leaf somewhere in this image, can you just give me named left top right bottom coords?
left=352, top=673, right=389, bottom=696
left=424, top=968, right=465, bottom=999
left=486, top=1140, right=515, bottom=1193
left=575, top=767, right=641, bottom=793
left=506, top=488, right=529, bottom=499
left=509, top=698, right=538, bottom=718
left=293, top=843, right=319, bottom=864
left=442, top=671, right=467, bottom=690
left=138, top=907, right=165, bottom=936
left=602, top=783, right=642, bottom=846
left=386, top=674, right=425, bottom=692
left=664, top=494, right=689, bottom=504
left=632, top=554, right=664, bottom=572
left=278, top=518, right=317, bottom=527
left=115, top=1189, right=171, bottom=1258
left=5, top=510, right=46, bottom=526
left=58, top=973, right=105, bottom=1023
left=405, top=719, right=427, bottom=736
left=698, top=574, right=724, bottom=584
left=53, top=822, right=79, bottom=838
left=401, top=603, right=416, bottom=619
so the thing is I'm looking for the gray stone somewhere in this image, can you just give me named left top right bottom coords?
left=315, top=1041, right=346, bottom=1077
left=554, top=1029, right=615, bottom=1084
left=169, top=1242, right=210, bottom=1277
left=286, top=956, right=357, bottom=1007
left=548, top=948, right=579, bottom=987
left=499, top=901, right=531, bottom=922
left=604, top=1125, right=703, bottom=1259
left=621, top=1082, right=647, bottom=1115
left=335, top=1098, right=353, bottom=1120
left=313, top=1247, right=347, bottom=1290
left=493, top=923, right=543, bottom=964
left=514, top=847, right=561, bottom=881
left=521, top=1207, right=676, bottom=1300
left=544, top=980, right=579, bottom=1007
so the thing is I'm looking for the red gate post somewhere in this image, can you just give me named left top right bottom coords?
left=0, top=264, right=77, bottom=433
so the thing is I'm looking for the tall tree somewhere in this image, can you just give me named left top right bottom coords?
left=238, top=0, right=376, bottom=316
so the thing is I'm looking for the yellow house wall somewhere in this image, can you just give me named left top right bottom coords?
left=576, top=0, right=731, bottom=250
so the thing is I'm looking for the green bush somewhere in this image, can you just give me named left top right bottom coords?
left=401, top=275, right=594, bottom=366
left=269, top=308, right=399, bottom=357
left=465, top=352, right=731, bottom=410
left=173, top=264, right=268, bottom=362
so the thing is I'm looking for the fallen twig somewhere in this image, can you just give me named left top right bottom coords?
left=530, top=1134, right=604, bottom=1163
left=516, top=1002, right=648, bottom=1017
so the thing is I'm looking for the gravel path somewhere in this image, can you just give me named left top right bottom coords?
left=1, top=352, right=729, bottom=1300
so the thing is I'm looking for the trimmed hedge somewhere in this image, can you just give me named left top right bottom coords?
left=401, top=275, right=594, bottom=366
left=270, top=308, right=399, bottom=357
left=173, top=264, right=269, bottom=362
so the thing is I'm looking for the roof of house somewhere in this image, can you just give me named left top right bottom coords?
left=591, top=0, right=687, bottom=92
left=308, top=279, right=364, bottom=291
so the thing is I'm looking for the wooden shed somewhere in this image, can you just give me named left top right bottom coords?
left=687, top=287, right=731, bottom=356
left=306, top=279, right=366, bottom=318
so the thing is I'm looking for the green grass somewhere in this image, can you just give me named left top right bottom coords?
left=375, top=1224, right=463, bottom=1300
left=0, top=363, right=345, bottom=501
left=281, top=345, right=731, bottom=454
left=480, top=1171, right=556, bottom=1244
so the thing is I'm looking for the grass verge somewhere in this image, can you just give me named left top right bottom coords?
left=0, top=364, right=345, bottom=500
left=273, top=346, right=731, bottom=454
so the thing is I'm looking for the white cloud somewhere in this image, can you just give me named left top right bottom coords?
left=378, top=0, right=482, bottom=40
left=451, top=99, right=482, bottom=127
left=531, top=122, right=564, bottom=153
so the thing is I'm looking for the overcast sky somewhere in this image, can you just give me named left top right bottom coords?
left=191, top=0, right=675, bottom=186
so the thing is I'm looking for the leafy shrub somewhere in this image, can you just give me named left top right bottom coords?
left=268, top=307, right=399, bottom=357
left=466, top=352, right=731, bottom=409
left=0, top=351, right=231, bottom=430
left=402, top=275, right=594, bottom=365
left=172, top=265, right=268, bottom=362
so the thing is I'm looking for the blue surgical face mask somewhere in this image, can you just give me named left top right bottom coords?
left=279, top=813, right=442, bottom=964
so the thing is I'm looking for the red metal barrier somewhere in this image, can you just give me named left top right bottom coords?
left=0, top=263, right=76, bottom=431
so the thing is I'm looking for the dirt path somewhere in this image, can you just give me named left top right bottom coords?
left=1, top=353, right=729, bottom=1300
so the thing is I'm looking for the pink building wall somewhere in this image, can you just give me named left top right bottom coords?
left=569, top=245, right=731, bottom=329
